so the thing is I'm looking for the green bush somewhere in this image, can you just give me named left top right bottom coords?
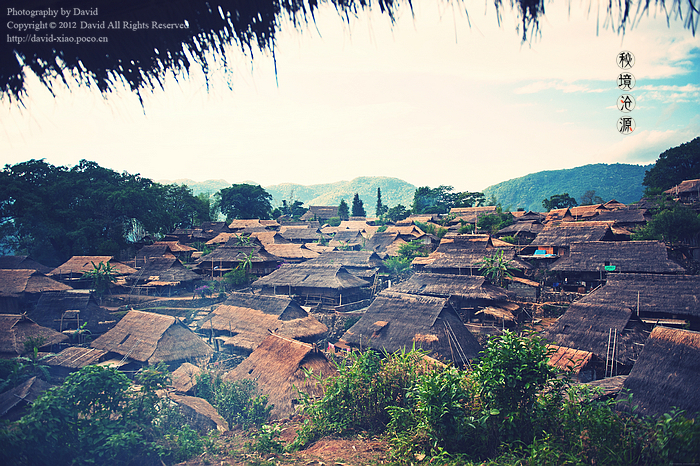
left=195, top=371, right=271, bottom=429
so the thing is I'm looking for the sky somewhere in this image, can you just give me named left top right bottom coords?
left=1, top=1, right=699, bottom=193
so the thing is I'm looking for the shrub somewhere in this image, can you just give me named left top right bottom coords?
left=195, top=371, right=271, bottom=429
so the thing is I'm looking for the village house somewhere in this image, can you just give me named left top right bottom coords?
left=224, top=334, right=337, bottom=419
left=0, top=376, right=54, bottom=421
left=0, top=269, right=71, bottom=314
left=0, top=314, right=68, bottom=358
left=615, top=326, right=700, bottom=418
left=252, top=263, right=371, bottom=308
left=664, top=178, right=700, bottom=204
left=548, top=241, right=685, bottom=291
left=328, top=229, right=366, bottom=250
left=339, top=290, right=483, bottom=367
left=134, top=241, right=197, bottom=265
left=539, top=302, right=649, bottom=377
left=193, top=237, right=281, bottom=277
left=521, top=221, right=622, bottom=258
left=29, top=289, right=117, bottom=337
left=44, top=346, right=109, bottom=380
left=278, top=224, right=329, bottom=244
left=0, top=255, right=53, bottom=275
left=197, top=292, right=327, bottom=354
left=364, top=231, right=404, bottom=258
left=48, top=255, right=137, bottom=288
left=300, top=206, right=339, bottom=223
left=494, top=211, right=545, bottom=244
left=126, top=256, right=203, bottom=295
left=90, top=310, right=213, bottom=371
left=546, top=345, right=601, bottom=383
left=302, top=250, right=385, bottom=283
left=448, top=206, right=500, bottom=230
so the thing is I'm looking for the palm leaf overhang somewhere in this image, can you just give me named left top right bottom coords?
left=2, top=0, right=697, bottom=104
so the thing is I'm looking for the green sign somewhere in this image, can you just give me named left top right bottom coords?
left=604, top=265, right=616, bottom=271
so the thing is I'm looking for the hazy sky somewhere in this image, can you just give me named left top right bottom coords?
left=1, top=1, right=699, bottom=192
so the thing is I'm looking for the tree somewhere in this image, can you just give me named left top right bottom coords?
left=579, top=189, right=604, bottom=206
left=412, top=186, right=455, bottom=214
left=632, top=204, right=700, bottom=244
left=386, top=204, right=411, bottom=222
left=338, top=199, right=350, bottom=221
left=272, top=200, right=308, bottom=220
left=453, top=191, right=486, bottom=208
left=83, top=261, right=117, bottom=297
left=375, top=187, right=387, bottom=217
left=542, top=193, right=578, bottom=211
left=477, top=211, right=514, bottom=234
left=351, top=193, right=366, bottom=217
left=643, top=137, right=700, bottom=194
left=218, top=183, right=273, bottom=221
left=476, top=250, right=520, bottom=287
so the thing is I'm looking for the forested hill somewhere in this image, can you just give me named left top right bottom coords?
left=264, top=177, right=417, bottom=214
left=482, top=163, right=652, bottom=212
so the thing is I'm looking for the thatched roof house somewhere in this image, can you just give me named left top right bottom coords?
left=328, top=229, right=365, bottom=249
left=263, top=244, right=320, bottom=262
left=0, top=376, right=54, bottom=421
left=0, top=269, right=71, bottom=313
left=543, top=208, right=573, bottom=223
left=494, top=220, right=544, bottom=243
left=252, top=264, right=371, bottom=307
left=91, top=310, right=213, bottom=368
left=300, top=206, right=339, bottom=222
left=0, top=314, right=68, bottom=358
left=448, top=206, right=499, bottom=225
left=616, top=326, right=700, bottom=418
left=577, top=273, right=700, bottom=329
left=416, top=235, right=531, bottom=275
left=127, top=256, right=202, bottom=290
left=539, top=302, right=649, bottom=375
left=29, top=289, right=116, bottom=335
left=44, top=346, right=108, bottom=379
left=224, top=334, right=337, bottom=419
left=302, top=251, right=384, bottom=280
left=549, top=241, right=684, bottom=276
left=594, top=208, right=650, bottom=230
left=546, top=345, right=600, bottom=383
left=526, top=221, right=619, bottom=256
left=364, top=231, right=401, bottom=258
left=134, top=241, right=197, bottom=264
left=229, top=219, right=279, bottom=231
left=278, top=225, right=328, bottom=244
left=340, top=291, right=482, bottom=366
left=170, top=362, right=202, bottom=394
left=0, top=256, right=52, bottom=274
left=48, top=256, right=137, bottom=286
left=197, top=292, right=327, bottom=354
left=391, top=273, right=508, bottom=301
left=664, top=178, right=700, bottom=203
left=167, top=393, right=229, bottom=432
left=194, top=238, right=281, bottom=277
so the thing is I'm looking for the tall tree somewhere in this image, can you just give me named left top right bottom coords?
left=386, top=204, right=410, bottom=222
left=643, top=137, right=700, bottom=194
left=542, top=193, right=578, bottom=211
left=579, top=190, right=604, bottom=206
left=338, top=199, right=350, bottom=221
left=375, top=187, right=387, bottom=217
left=218, top=184, right=273, bottom=221
left=351, top=193, right=366, bottom=217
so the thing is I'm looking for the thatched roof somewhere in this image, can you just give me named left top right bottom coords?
left=569, top=204, right=609, bottom=220
left=279, top=226, right=327, bottom=242
left=198, top=293, right=327, bottom=351
left=128, top=256, right=201, bottom=285
left=300, top=206, right=339, bottom=221
left=365, top=232, right=404, bottom=257
left=0, top=314, right=68, bottom=356
left=448, top=206, right=499, bottom=224
left=419, top=235, right=531, bottom=271
left=0, top=256, right=52, bottom=274
left=511, top=211, right=546, bottom=221
left=546, top=344, right=595, bottom=375
left=170, top=362, right=202, bottom=394
left=543, top=208, right=573, bottom=223
left=224, top=334, right=336, bottom=419
left=617, top=326, right=700, bottom=418
left=391, top=273, right=509, bottom=301
left=249, top=231, right=291, bottom=246
left=329, top=229, right=365, bottom=248
left=549, top=241, right=685, bottom=274
left=30, top=289, right=115, bottom=333
left=539, top=302, right=648, bottom=366
left=0, top=376, right=54, bottom=420
left=135, top=241, right=196, bottom=261
left=49, top=256, right=137, bottom=277
left=91, top=310, right=213, bottom=365
left=531, top=222, right=616, bottom=247
left=44, top=346, right=108, bottom=370
left=385, top=225, right=427, bottom=237
left=303, top=251, right=384, bottom=269
left=594, top=208, right=648, bottom=225
left=195, top=239, right=280, bottom=265
left=396, top=214, right=439, bottom=225
left=167, top=393, right=229, bottom=432
left=229, top=219, right=278, bottom=231
left=664, top=178, right=700, bottom=196
left=264, top=244, right=320, bottom=261
left=252, top=263, right=370, bottom=291
left=304, top=242, right=336, bottom=254
left=0, top=269, right=71, bottom=297
left=578, top=273, right=700, bottom=319
left=340, top=291, right=482, bottom=364
left=495, top=220, right=544, bottom=237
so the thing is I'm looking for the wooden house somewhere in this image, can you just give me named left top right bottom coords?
left=576, top=273, right=700, bottom=330
left=192, top=221, right=234, bottom=243
left=126, top=256, right=202, bottom=294
left=539, top=302, right=649, bottom=376
left=494, top=212, right=545, bottom=244
left=396, top=214, right=439, bottom=226
left=263, top=244, right=320, bottom=262
left=194, top=238, right=281, bottom=277
left=90, top=310, right=213, bottom=369
left=29, top=289, right=116, bottom=336
left=415, top=235, right=531, bottom=275
left=595, top=208, right=649, bottom=231
left=0, top=376, right=54, bottom=421
left=252, top=264, right=371, bottom=308
left=664, top=178, right=700, bottom=204
left=0, top=314, right=68, bottom=358
left=300, top=206, right=339, bottom=223
left=197, top=292, right=327, bottom=354
left=339, top=291, right=482, bottom=367
left=48, top=255, right=137, bottom=287
left=616, top=326, right=700, bottom=418
left=524, top=221, right=619, bottom=257
left=549, top=241, right=684, bottom=291
left=0, top=269, right=71, bottom=313
left=224, top=334, right=337, bottom=419
left=569, top=204, right=611, bottom=221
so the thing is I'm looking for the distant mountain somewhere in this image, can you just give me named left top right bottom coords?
left=265, top=177, right=417, bottom=216
left=482, top=163, right=652, bottom=212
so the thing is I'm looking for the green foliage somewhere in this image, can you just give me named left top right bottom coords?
left=476, top=250, right=520, bottom=287
left=459, top=221, right=475, bottom=234
left=386, top=204, right=411, bottom=222
left=397, top=239, right=429, bottom=262
left=477, top=212, right=514, bottom=234
left=415, top=221, right=448, bottom=238
left=632, top=203, right=700, bottom=244
left=643, top=136, right=700, bottom=193
left=83, top=261, right=117, bottom=296
left=579, top=189, right=604, bottom=205
left=326, top=216, right=342, bottom=227
left=383, top=256, right=412, bottom=276
left=483, top=163, right=649, bottom=212
left=195, top=371, right=271, bottom=429
left=218, top=184, right=273, bottom=220
left=223, top=268, right=248, bottom=287
left=0, top=363, right=184, bottom=466
left=412, top=186, right=486, bottom=215
left=351, top=193, right=366, bottom=217
left=375, top=187, right=387, bottom=217
left=0, top=159, right=208, bottom=265
left=542, top=193, right=578, bottom=211
left=272, top=199, right=308, bottom=220
left=249, top=424, right=284, bottom=455
left=337, top=199, right=350, bottom=221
